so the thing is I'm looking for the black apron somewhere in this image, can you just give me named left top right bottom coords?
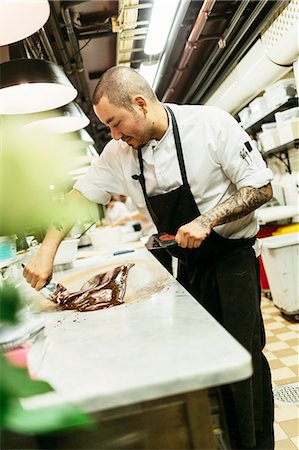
left=135, top=106, right=274, bottom=449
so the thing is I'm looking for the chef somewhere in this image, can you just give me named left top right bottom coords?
left=24, top=66, right=274, bottom=449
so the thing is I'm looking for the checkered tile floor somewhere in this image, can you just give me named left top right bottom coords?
left=261, top=297, right=299, bottom=449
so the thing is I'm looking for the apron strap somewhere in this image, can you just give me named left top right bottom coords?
left=137, top=146, right=147, bottom=195
left=164, top=105, right=189, bottom=186
left=137, top=147, right=158, bottom=219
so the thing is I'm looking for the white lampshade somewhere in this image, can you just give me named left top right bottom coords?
left=0, top=0, right=50, bottom=46
left=69, top=129, right=95, bottom=145
left=22, top=102, right=90, bottom=134
left=0, top=59, right=78, bottom=114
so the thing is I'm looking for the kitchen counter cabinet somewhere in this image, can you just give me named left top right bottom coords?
left=8, top=243, right=252, bottom=449
left=34, top=389, right=219, bottom=449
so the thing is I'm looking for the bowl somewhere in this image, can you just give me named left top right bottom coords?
left=88, top=227, right=123, bottom=250
left=54, top=238, right=79, bottom=266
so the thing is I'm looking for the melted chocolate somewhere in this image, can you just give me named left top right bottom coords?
left=51, top=263, right=134, bottom=312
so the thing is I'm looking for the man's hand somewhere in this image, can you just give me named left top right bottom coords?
left=176, top=217, right=212, bottom=249
left=22, top=188, right=90, bottom=291
left=23, top=246, right=55, bottom=291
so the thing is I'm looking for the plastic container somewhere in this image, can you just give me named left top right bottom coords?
left=272, top=224, right=299, bottom=235
left=264, top=78, right=297, bottom=110
left=249, top=96, right=269, bottom=122
left=0, top=236, right=17, bottom=261
left=260, top=232, right=299, bottom=315
left=88, top=226, right=123, bottom=250
left=258, top=128, right=280, bottom=151
left=54, top=238, right=79, bottom=266
left=238, top=107, right=251, bottom=126
left=261, top=122, right=277, bottom=132
left=257, top=226, right=280, bottom=291
left=275, top=106, right=299, bottom=125
left=277, top=118, right=299, bottom=145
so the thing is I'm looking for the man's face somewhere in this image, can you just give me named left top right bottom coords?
left=94, top=96, right=152, bottom=149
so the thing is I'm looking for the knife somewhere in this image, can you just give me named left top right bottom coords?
left=39, top=281, right=57, bottom=300
left=146, top=233, right=177, bottom=251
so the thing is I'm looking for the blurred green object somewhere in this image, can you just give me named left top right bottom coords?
left=0, top=354, right=92, bottom=434
left=1, top=117, right=91, bottom=235
left=0, top=282, right=22, bottom=324
left=0, top=119, right=93, bottom=435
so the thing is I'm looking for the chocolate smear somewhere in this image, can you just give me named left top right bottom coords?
left=50, top=263, right=134, bottom=312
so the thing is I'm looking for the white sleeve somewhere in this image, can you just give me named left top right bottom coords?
left=74, top=140, right=125, bottom=205
left=215, top=109, right=273, bottom=189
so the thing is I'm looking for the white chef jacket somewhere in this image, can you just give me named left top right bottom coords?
left=105, top=201, right=130, bottom=224
left=74, top=104, right=273, bottom=240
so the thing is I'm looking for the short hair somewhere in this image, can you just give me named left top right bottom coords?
left=92, top=66, right=158, bottom=111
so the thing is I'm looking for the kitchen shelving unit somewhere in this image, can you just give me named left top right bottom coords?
left=245, top=97, right=298, bottom=135
left=262, top=139, right=299, bottom=173
left=238, top=96, right=298, bottom=171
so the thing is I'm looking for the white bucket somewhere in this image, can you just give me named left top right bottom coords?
left=260, top=232, right=299, bottom=315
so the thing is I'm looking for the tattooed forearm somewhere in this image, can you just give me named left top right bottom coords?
left=195, top=183, right=273, bottom=229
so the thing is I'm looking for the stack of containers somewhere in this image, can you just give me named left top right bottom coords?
left=264, top=78, right=297, bottom=111
left=258, top=122, right=281, bottom=152
left=249, top=95, right=270, bottom=123
left=238, top=106, right=252, bottom=128
left=275, top=106, right=299, bottom=145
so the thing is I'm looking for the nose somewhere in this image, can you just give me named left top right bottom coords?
left=110, top=128, right=123, bottom=141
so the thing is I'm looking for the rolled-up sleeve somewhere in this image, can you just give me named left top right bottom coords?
left=74, top=141, right=125, bottom=205
left=215, top=109, right=273, bottom=190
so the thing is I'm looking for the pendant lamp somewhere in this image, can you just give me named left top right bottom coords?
left=0, top=59, right=78, bottom=114
left=67, top=129, right=95, bottom=146
left=0, top=0, right=50, bottom=46
left=76, top=129, right=95, bottom=146
left=22, top=102, right=90, bottom=134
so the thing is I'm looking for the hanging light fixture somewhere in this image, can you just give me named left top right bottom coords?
left=144, top=0, right=180, bottom=56
left=0, top=0, right=50, bottom=46
left=0, top=59, right=78, bottom=114
left=21, top=102, right=90, bottom=134
left=78, top=129, right=95, bottom=145
left=140, top=0, right=180, bottom=87
left=68, top=129, right=95, bottom=146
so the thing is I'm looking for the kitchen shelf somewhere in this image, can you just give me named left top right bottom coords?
left=262, top=139, right=299, bottom=173
left=245, top=97, right=298, bottom=135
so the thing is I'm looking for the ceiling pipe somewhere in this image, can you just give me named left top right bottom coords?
left=153, top=0, right=191, bottom=92
left=77, top=31, right=114, bottom=40
left=161, top=0, right=216, bottom=102
left=182, top=0, right=250, bottom=103
left=38, top=27, right=59, bottom=64
left=45, top=4, right=73, bottom=78
left=192, top=0, right=283, bottom=104
left=25, top=36, right=43, bottom=59
left=61, top=6, right=92, bottom=110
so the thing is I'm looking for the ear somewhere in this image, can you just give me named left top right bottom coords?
left=132, top=95, right=148, bottom=113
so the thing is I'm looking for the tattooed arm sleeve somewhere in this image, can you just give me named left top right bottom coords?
left=195, top=183, right=273, bottom=229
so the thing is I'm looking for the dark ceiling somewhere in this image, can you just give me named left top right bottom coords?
left=2, top=0, right=285, bottom=151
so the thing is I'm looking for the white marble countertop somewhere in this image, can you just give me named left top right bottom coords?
left=23, top=242, right=252, bottom=413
